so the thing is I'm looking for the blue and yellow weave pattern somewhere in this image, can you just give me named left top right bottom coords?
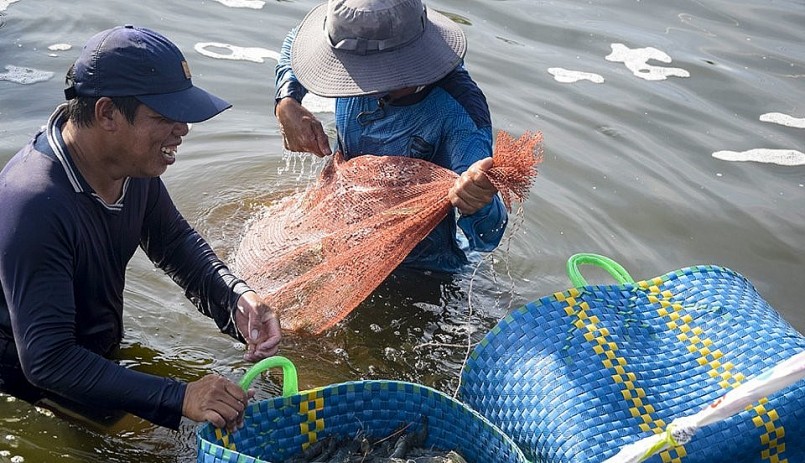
left=459, top=264, right=805, bottom=463
left=197, top=379, right=528, bottom=463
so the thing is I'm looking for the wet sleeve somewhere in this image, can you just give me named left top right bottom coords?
left=457, top=199, right=507, bottom=252
left=448, top=128, right=508, bottom=252
left=274, top=27, right=308, bottom=106
left=140, top=179, right=251, bottom=343
left=0, top=194, right=186, bottom=429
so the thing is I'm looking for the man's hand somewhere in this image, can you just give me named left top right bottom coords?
left=183, top=374, right=254, bottom=432
left=448, top=157, right=498, bottom=216
left=275, top=97, right=332, bottom=157
left=235, top=292, right=281, bottom=362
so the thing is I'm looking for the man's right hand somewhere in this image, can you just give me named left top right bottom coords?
left=183, top=374, right=254, bottom=432
left=275, top=97, right=332, bottom=157
left=235, top=291, right=281, bottom=362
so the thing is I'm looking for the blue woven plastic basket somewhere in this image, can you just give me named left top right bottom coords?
left=197, top=357, right=528, bottom=463
left=459, top=253, right=805, bottom=463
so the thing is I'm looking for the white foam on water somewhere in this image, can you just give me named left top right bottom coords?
left=0, top=65, right=54, bottom=84
left=301, top=93, right=335, bottom=114
left=712, top=148, right=805, bottom=166
left=759, top=112, right=805, bottom=129
left=194, top=42, right=279, bottom=63
left=211, top=0, right=264, bottom=9
left=548, top=67, right=605, bottom=83
left=193, top=42, right=332, bottom=114
left=48, top=43, right=72, bottom=51
left=0, top=0, right=20, bottom=12
left=606, top=43, right=690, bottom=81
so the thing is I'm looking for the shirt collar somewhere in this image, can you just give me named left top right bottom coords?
left=44, top=104, right=129, bottom=211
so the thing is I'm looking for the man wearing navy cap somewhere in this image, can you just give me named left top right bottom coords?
left=0, top=25, right=281, bottom=430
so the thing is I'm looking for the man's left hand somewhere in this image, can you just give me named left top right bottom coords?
left=234, top=292, right=281, bottom=362
left=448, top=157, right=498, bottom=216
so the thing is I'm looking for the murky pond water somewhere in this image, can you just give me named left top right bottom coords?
left=1, top=0, right=803, bottom=461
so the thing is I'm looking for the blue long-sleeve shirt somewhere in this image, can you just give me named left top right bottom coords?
left=0, top=106, right=251, bottom=429
left=275, top=28, right=507, bottom=273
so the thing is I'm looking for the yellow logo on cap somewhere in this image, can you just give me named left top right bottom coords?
left=181, top=61, right=192, bottom=79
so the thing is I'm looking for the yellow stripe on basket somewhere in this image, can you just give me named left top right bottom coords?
left=641, top=277, right=789, bottom=463
left=299, top=390, right=326, bottom=451
left=556, top=290, right=675, bottom=459
left=214, top=427, right=237, bottom=451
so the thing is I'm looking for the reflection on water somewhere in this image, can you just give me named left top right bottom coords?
left=0, top=0, right=803, bottom=461
left=0, top=343, right=220, bottom=463
left=309, top=267, right=508, bottom=393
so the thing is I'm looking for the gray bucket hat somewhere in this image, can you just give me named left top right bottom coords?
left=291, top=0, right=467, bottom=97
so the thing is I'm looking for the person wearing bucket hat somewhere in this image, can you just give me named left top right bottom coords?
left=0, top=25, right=282, bottom=431
left=274, top=0, right=507, bottom=273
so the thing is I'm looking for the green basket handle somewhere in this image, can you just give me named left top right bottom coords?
left=567, top=253, right=635, bottom=287
left=239, top=355, right=299, bottom=397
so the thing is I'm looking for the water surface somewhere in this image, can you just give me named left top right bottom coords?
left=0, top=0, right=803, bottom=461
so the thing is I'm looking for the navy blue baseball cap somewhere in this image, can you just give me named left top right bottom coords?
left=65, top=25, right=231, bottom=123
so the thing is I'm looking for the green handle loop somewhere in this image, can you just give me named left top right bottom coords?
left=239, top=356, right=299, bottom=397
left=567, top=253, right=635, bottom=287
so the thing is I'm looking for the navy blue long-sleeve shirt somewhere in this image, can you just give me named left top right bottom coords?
left=0, top=106, right=251, bottom=429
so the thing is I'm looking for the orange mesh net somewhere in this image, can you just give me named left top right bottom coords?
left=234, top=130, right=543, bottom=334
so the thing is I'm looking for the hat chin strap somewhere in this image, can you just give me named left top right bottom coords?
left=326, top=7, right=427, bottom=55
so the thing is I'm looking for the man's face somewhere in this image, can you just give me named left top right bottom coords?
left=115, top=104, right=189, bottom=178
